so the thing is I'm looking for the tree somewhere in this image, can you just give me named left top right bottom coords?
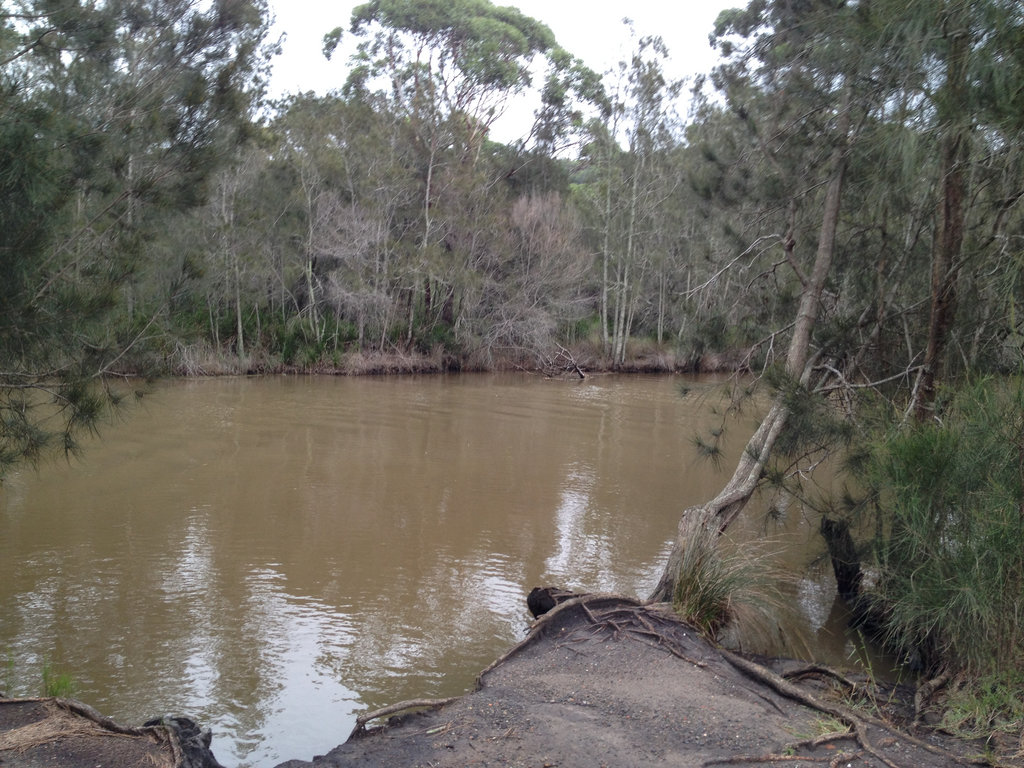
left=0, top=0, right=270, bottom=474
left=471, top=192, right=591, bottom=362
left=903, top=0, right=1024, bottom=417
left=325, top=0, right=601, bottom=353
left=650, top=0, right=868, bottom=601
left=580, top=30, right=683, bottom=364
left=652, top=0, right=1024, bottom=636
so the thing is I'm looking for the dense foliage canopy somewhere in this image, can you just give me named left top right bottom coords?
left=1, top=0, right=271, bottom=472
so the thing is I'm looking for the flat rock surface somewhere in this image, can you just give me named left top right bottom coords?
left=276, top=595, right=983, bottom=768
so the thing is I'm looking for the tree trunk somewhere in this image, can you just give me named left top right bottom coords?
left=649, top=400, right=791, bottom=601
left=300, top=169, right=322, bottom=343
left=600, top=177, right=612, bottom=357
left=820, top=517, right=863, bottom=600
left=912, top=21, right=969, bottom=421
left=599, top=131, right=615, bottom=358
left=657, top=269, right=666, bottom=346
left=649, top=95, right=852, bottom=603
left=614, top=261, right=629, bottom=365
left=406, top=280, right=417, bottom=349
left=234, top=258, right=245, bottom=359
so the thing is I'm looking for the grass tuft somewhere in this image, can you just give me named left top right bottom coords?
left=939, top=672, right=1024, bottom=742
left=672, top=522, right=788, bottom=648
left=41, top=662, right=76, bottom=698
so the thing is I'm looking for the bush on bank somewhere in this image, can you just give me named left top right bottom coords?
left=856, top=377, right=1024, bottom=740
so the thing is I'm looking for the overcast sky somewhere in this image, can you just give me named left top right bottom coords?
left=264, top=1, right=738, bottom=139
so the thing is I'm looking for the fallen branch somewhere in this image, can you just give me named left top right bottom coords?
left=349, top=697, right=460, bottom=739
left=539, top=344, right=586, bottom=379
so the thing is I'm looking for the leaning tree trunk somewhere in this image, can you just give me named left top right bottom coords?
left=649, top=98, right=851, bottom=603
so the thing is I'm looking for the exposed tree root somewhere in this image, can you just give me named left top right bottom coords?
left=704, top=752, right=855, bottom=765
left=483, top=591, right=957, bottom=768
left=1, top=697, right=187, bottom=767
left=477, top=593, right=647, bottom=682
left=336, top=592, right=994, bottom=768
left=716, top=730, right=861, bottom=766
left=345, top=592, right=986, bottom=768
left=718, top=650, right=986, bottom=768
left=782, top=664, right=863, bottom=693
left=913, top=670, right=951, bottom=725
left=574, top=598, right=711, bottom=668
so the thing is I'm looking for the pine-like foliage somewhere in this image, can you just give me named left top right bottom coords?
left=864, top=378, right=1024, bottom=675
left=0, top=0, right=270, bottom=475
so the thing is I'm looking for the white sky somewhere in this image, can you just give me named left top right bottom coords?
left=264, top=1, right=738, bottom=140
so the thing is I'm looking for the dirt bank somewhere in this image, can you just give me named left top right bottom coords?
left=274, top=595, right=987, bottom=768
left=168, top=344, right=741, bottom=378
left=0, top=595, right=995, bottom=768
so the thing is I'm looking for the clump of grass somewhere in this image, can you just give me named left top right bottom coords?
left=790, top=714, right=851, bottom=743
left=940, top=672, right=1024, bottom=742
left=672, top=521, right=786, bottom=647
left=41, top=662, right=76, bottom=698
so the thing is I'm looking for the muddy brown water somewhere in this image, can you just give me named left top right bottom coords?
left=0, top=374, right=878, bottom=767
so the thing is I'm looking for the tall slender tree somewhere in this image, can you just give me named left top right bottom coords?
left=650, top=0, right=871, bottom=601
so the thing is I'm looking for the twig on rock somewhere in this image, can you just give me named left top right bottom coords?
left=350, top=698, right=460, bottom=739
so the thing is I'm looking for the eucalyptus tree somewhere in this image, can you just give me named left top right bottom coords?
left=324, top=0, right=601, bottom=351
left=573, top=30, right=684, bottom=362
left=0, top=0, right=271, bottom=473
left=609, top=35, right=684, bottom=364
left=265, top=91, right=428, bottom=356
left=189, top=145, right=282, bottom=361
left=269, top=93, right=359, bottom=347
left=290, top=94, right=416, bottom=352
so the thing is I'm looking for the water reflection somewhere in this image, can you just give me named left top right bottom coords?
left=0, top=374, right=866, bottom=767
left=230, top=568, right=359, bottom=765
left=544, top=465, right=629, bottom=590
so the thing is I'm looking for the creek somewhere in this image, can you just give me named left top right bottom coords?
left=0, top=373, right=877, bottom=767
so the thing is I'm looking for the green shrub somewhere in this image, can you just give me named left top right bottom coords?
left=414, top=323, right=459, bottom=355
left=864, top=378, right=1024, bottom=675
left=940, top=671, right=1024, bottom=741
left=277, top=316, right=324, bottom=366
